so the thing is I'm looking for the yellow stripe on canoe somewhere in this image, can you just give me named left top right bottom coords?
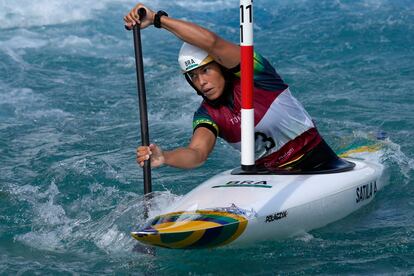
left=339, top=144, right=382, bottom=158
left=154, top=220, right=223, bottom=233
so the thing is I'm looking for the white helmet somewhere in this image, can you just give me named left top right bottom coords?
left=178, top=43, right=214, bottom=73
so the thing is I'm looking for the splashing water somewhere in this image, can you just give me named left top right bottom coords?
left=1, top=0, right=413, bottom=274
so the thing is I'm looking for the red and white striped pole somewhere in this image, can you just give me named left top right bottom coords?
left=240, top=0, right=255, bottom=171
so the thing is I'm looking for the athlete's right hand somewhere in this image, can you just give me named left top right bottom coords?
left=124, top=3, right=156, bottom=30
left=136, top=144, right=165, bottom=168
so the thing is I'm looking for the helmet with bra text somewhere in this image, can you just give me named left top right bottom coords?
left=178, top=42, right=214, bottom=73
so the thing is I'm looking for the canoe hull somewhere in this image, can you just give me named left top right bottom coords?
left=132, top=158, right=385, bottom=248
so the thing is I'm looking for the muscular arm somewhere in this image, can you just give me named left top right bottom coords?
left=136, top=127, right=217, bottom=169
left=124, top=4, right=240, bottom=69
left=161, top=17, right=240, bottom=69
left=163, top=127, right=216, bottom=169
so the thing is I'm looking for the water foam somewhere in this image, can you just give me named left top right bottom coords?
left=382, top=141, right=414, bottom=181
left=0, top=0, right=109, bottom=29
left=8, top=177, right=181, bottom=255
left=0, top=0, right=250, bottom=30
left=13, top=181, right=69, bottom=251
left=0, top=30, right=47, bottom=50
left=338, top=130, right=414, bottom=185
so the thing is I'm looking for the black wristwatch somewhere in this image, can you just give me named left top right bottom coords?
left=153, top=10, right=168, bottom=28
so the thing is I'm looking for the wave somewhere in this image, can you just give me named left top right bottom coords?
left=0, top=0, right=112, bottom=29
left=8, top=179, right=181, bottom=254
left=0, top=0, right=231, bottom=30
left=2, top=0, right=411, bottom=30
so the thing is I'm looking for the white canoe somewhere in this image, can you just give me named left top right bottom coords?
left=132, top=154, right=386, bottom=249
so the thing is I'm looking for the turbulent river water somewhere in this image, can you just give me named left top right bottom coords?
left=1, top=0, right=413, bottom=274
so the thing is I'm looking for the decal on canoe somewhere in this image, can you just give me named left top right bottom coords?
left=131, top=210, right=248, bottom=249
left=212, top=180, right=272, bottom=188
left=339, top=144, right=382, bottom=158
left=356, top=181, right=377, bottom=203
left=265, top=210, right=288, bottom=223
left=209, top=204, right=257, bottom=219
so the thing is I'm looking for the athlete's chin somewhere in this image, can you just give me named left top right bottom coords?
left=204, top=90, right=223, bottom=101
left=205, top=94, right=220, bottom=101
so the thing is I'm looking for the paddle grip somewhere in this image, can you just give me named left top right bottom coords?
left=124, top=8, right=147, bottom=30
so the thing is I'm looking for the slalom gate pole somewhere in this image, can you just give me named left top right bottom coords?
left=240, top=0, right=255, bottom=171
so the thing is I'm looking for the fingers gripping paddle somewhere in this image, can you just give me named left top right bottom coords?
left=130, top=8, right=152, bottom=195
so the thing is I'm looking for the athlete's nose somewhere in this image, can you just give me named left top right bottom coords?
left=198, top=74, right=208, bottom=87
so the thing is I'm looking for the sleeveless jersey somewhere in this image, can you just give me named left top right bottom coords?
left=192, top=52, right=322, bottom=169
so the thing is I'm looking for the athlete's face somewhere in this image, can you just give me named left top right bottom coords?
left=187, top=62, right=225, bottom=101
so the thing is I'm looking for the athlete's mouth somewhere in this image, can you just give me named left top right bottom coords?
left=203, top=88, right=213, bottom=95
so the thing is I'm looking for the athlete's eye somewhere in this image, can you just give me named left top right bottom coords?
left=188, top=72, right=198, bottom=81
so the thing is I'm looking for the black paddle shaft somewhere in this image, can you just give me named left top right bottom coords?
left=132, top=9, right=152, bottom=194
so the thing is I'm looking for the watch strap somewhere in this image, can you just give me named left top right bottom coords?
left=154, top=10, right=168, bottom=28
